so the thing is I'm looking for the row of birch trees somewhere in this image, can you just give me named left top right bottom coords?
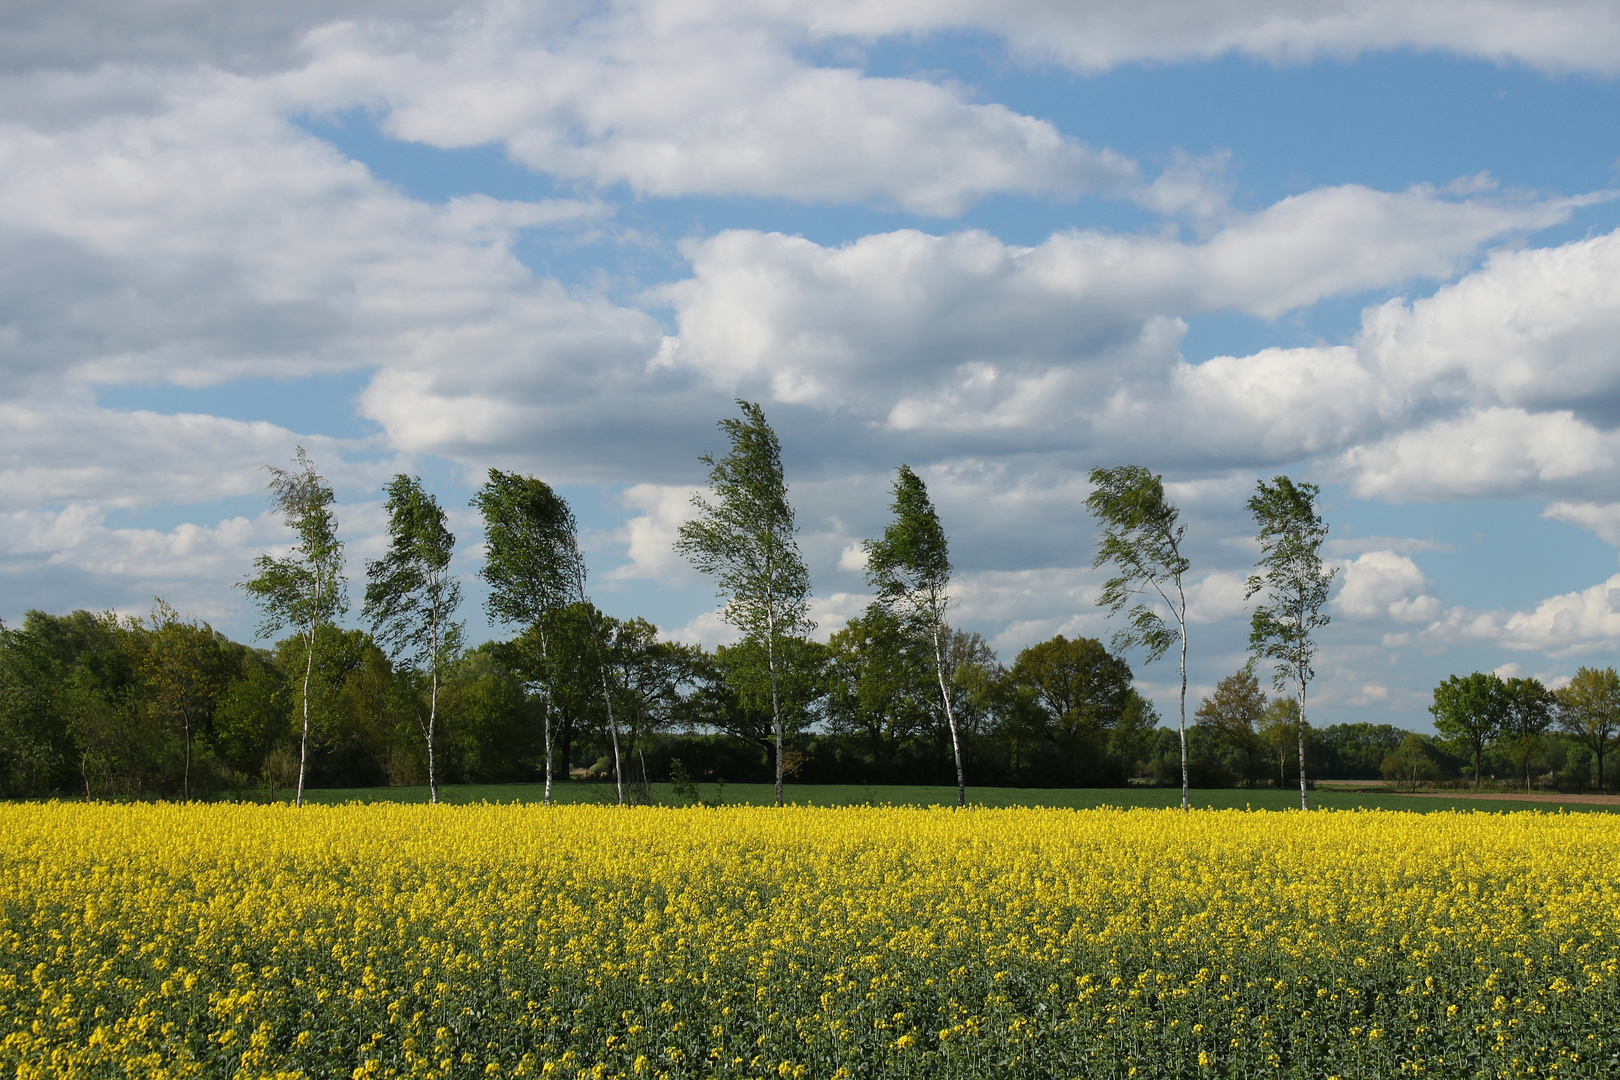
left=240, top=401, right=1346, bottom=809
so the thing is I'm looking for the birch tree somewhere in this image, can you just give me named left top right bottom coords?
left=863, top=464, right=967, bottom=806
left=472, top=470, right=582, bottom=805
left=675, top=400, right=812, bottom=808
left=1245, top=475, right=1336, bottom=811
left=241, top=447, right=347, bottom=808
left=363, top=475, right=462, bottom=806
left=1086, top=465, right=1192, bottom=809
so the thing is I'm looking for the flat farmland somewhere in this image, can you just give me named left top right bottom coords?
left=4, top=802, right=1618, bottom=1078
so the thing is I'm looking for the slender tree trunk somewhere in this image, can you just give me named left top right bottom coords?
left=1178, top=623, right=1189, bottom=812
left=428, top=664, right=439, bottom=806
left=183, top=712, right=192, bottom=802
left=601, top=666, right=622, bottom=806
left=1297, top=678, right=1309, bottom=811
left=768, top=621, right=784, bottom=809
left=297, top=627, right=313, bottom=808
left=578, top=590, right=624, bottom=805
left=933, top=624, right=965, bottom=808
left=539, top=630, right=554, bottom=806
left=543, top=700, right=553, bottom=806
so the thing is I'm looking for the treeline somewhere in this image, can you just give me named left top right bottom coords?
left=0, top=602, right=1149, bottom=798
left=1181, top=668, right=1618, bottom=792
left=6, top=604, right=1614, bottom=799
left=0, top=605, right=1457, bottom=800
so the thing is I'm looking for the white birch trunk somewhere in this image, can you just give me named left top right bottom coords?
left=933, top=623, right=964, bottom=808
left=297, top=626, right=313, bottom=808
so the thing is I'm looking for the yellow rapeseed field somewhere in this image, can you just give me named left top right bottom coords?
left=1, top=803, right=1616, bottom=1079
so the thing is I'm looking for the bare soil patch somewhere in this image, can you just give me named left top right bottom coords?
left=1386, top=790, right=1620, bottom=806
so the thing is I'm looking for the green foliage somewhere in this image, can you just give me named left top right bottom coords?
left=365, top=474, right=464, bottom=675
left=864, top=463, right=970, bottom=802
left=1245, top=475, right=1335, bottom=809
left=1430, top=671, right=1510, bottom=787
left=1382, top=732, right=1441, bottom=790
left=1244, top=476, right=1335, bottom=698
left=675, top=400, right=813, bottom=648
left=1555, top=666, right=1620, bottom=789
left=1086, top=465, right=1189, bottom=664
left=240, top=447, right=348, bottom=642
left=864, top=464, right=951, bottom=630
left=364, top=474, right=464, bottom=805
left=1004, top=635, right=1135, bottom=785
left=1195, top=670, right=1266, bottom=785
left=472, top=469, right=582, bottom=630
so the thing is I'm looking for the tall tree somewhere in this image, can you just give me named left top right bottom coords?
left=676, top=400, right=813, bottom=807
left=864, top=465, right=968, bottom=806
left=1555, top=666, right=1620, bottom=790
left=473, top=470, right=583, bottom=805
left=1086, top=466, right=1191, bottom=808
left=241, top=447, right=347, bottom=808
left=1430, top=672, right=1509, bottom=788
left=363, top=475, right=463, bottom=806
left=1245, top=475, right=1337, bottom=810
left=1502, top=676, right=1556, bottom=792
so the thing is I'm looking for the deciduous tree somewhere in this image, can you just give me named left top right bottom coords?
left=139, top=599, right=227, bottom=801
left=1430, top=672, right=1509, bottom=788
left=1086, top=466, right=1191, bottom=808
left=1245, top=476, right=1336, bottom=810
left=1555, top=666, right=1620, bottom=790
left=1195, top=669, right=1266, bottom=786
left=676, top=401, right=813, bottom=807
left=864, top=465, right=968, bottom=805
left=364, top=475, right=463, bottom=806
left=241, top=447, right=347, bottom=807
left=1502, top=676, right=1555, bottom=792
left=473, top=470, right=582, bottom=804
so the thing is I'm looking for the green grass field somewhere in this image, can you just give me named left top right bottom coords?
left=265, top=780, right=1620, bottom=814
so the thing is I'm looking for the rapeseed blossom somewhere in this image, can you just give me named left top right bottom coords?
left=1, top=803, right=1615, bottom=1078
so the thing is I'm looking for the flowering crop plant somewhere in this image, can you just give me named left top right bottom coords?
left=2, top=803, right=1616, bottom=1079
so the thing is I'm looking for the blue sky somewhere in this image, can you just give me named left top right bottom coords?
left=7, top=0, right=1620, bottom=731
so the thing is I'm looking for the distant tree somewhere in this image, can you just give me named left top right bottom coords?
left=1502, top=676, right=1556, bottom=792
left=1195, top=669, right=1266, bottom=786
left=865, top=464, right=970, bottom=806
left=707, top=635, right=827, bottom=781
left=825, top=608, right=933, bottom=781
left=472, top=470, right=583, bottom=804
left=364, top=475, right=463, bottom=806
left=1245, top=476, right=1336, bottom=810
left=1555, top=666, right=1620, bottom=790
left=241, top=447, right=347, bottom=807
left=607, top=615, right=700, bottom=801
left=1430, top=672, right=1509, bottom=788
left=1381, top=732, right=1439, bottom=791
left=1086, top=466, right=1192, bottom=808
left=138, top=599, right=228, bottom=801
left=1006, top=635, right=1133, bottom=786
left=676, top=400, right=813, bottom=807
left=1259, top=692, right=1300, bottom=789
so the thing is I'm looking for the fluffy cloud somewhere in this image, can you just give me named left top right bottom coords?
left=1419, top=573, right=1620, bottom=657
left=659, top=185, right=1581, bottom=467
left=1333, top=551, right=1442, bottom=623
